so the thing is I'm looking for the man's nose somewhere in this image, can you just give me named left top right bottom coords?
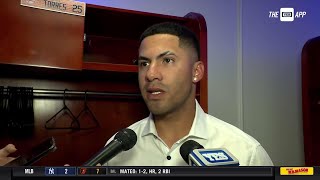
left=146, top=63, right=162, bottom=82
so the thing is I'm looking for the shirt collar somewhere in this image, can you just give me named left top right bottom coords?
left=141, top=113, right=158, bottom=137
left=141, top=99, right=208, bottom=140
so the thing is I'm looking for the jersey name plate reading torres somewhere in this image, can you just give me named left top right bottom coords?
left=21, top=0, right=86, bottom=16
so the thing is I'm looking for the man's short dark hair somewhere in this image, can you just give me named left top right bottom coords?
left=140, top=22, right=200, bottom=59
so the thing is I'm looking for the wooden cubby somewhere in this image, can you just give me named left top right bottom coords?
left=0, top=1, right=207, bottom=166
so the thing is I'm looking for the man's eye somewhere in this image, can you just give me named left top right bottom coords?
left=138, top=61, right=149, bottom=67
left=163, top=58, right=174, bottom=63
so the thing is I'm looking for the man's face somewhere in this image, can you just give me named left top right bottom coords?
left=138, top=34, right=195, bottom=116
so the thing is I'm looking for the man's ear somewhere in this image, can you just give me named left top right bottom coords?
left=192, top=61, right=204, bottom=83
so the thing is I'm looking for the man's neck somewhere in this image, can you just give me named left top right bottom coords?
left=154, top=98, right=196, bottom=148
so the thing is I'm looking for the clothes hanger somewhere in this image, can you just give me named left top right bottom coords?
left=45, top=89, right=80, bottom=130
left=74, top=90, right=100, bottom=130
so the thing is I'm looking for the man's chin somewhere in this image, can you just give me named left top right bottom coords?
left=149, top=108, right=165, bottom=116
left=147, top=103, right=168, bottom=116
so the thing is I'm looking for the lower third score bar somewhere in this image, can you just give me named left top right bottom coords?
left=45, top=167, right=106, bottom=176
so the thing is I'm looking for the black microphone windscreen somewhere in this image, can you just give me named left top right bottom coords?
left=115, top=128, right=137, bottom=151
left=82, top=128, right=137, bottom=166
left=180, top=140, right=204, bottom=164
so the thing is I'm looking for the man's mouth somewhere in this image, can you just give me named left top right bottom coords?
left=151, top=91, right=161, bottom=95
left=146, top=87, right=165, bottom=99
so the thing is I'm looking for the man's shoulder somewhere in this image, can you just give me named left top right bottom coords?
left=204, top=113, right=260, bottom=146
left=105, top=117, right=149, bottom=145
left=127, top=116, right=149, bottom=131
left=203, top=113, right=273, bottom=165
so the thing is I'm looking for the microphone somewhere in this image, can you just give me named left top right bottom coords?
left=83, top=128, right=137, bottom=166
left=180, top=140, right=239, bottom=166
